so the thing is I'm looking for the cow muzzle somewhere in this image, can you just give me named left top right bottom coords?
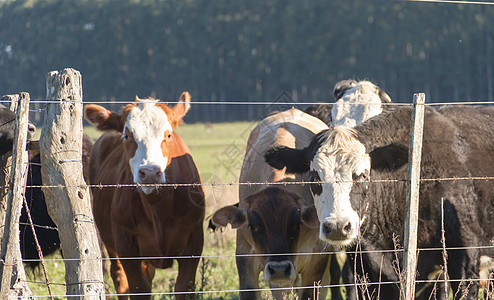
left=138, top=165, right=163, bottom=183
left=136, top=164, right=165, bottom=194
left=264, top=260, right=297, bottom=287
left=320, top=217, right=358, bottom=246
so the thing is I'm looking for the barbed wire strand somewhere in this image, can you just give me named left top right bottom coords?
left=18, top=244, right=494, bottom=264
left=10, top=175, right=494, bottom=190
left=19, top=277, right=494, bottom=299
left=5, top=99, right=494, bottom=106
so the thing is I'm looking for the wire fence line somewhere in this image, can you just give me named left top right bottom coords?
left=18, top=276, right=494, bottom=299
left=10, top=175, right=494, bottom=190
left=3, top=99, right=494, bottom=106
left=17, top=245, right=494, bottom=264
left=6, top=97, right=494, bottom=298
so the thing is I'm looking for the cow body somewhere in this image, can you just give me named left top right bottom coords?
left=85, top=92, right=204, bottom=299
left=265, top=106, right=494, bottom=299
left=215, top=108, right=337, bottom=299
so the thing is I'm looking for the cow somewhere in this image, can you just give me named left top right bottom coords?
left=85, top=92, right=205, bottom=299
left=304, top=79, right=391, bottom=127
left=210, top=187, right=325, bottom=299
left=20, top=135, right=94, bottom=271
left=265, top=105, right=494, bottom=299
left=210, top=108, right=343, bottom=299
left=0, top=103, right=36, bottom=155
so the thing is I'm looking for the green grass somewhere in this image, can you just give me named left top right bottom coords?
left=27, top=121, right=258, bottom=299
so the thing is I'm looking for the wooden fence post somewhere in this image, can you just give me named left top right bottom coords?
left=402, top=93, right=426, bottom=300
left=40, top=68, right=105, bottom=298
left=0, top=93, right=34, bottom=299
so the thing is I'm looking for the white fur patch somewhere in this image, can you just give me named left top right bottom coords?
left=125, top=101, right=171, bottom=194
left=310, top=127, right=370, bottom=245
left=331, top=81, right=384, bottom=127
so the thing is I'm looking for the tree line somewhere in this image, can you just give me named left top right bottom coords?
left=0, top=0, right=493, bottom=123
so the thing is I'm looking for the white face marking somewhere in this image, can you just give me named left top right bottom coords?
left=125, top=101, right=171, bottom=194
left=331, top=81, right=384, bottom=128
left=310, top=127, right=370, bottom=245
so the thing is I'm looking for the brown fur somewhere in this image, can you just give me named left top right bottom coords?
left=231, top=108, right=341, bottom=299
left=85, top=92, right=204, bottom=300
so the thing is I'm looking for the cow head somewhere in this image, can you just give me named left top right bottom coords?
left=331, top=80, right=392, bottom=127
left=210, top=187, right=319, bottom=287
left=85, top=92, right=191, bottom=194
left=0, top=104, right=36, bottom=156
left=265, top=127, right=408, bottom=246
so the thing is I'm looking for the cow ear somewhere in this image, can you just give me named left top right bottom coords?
left=369, top=142, right=408, bottom=172
left=301, top=204, right=320, bottom=228
left=171, top=91, right=191, bottom=127
left=264, top=146, right=310, bottom=174
left=85, top=104, right=124, bottom=132
left=211, top=205, right=248, bottom=229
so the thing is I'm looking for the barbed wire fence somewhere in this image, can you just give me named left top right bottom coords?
left=2, top=68, right=494, bottom=299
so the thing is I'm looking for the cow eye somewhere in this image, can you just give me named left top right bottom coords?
left=249, top=224, right=260, bottom=235
left=122, top=134, right=128, bottom=141
left=353, top=171, right=369, bottom=182
left=309, top=170, right=322, bottom=196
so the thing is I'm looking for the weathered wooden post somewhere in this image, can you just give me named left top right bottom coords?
left=40, top=68, right=105, bottom=298
left=0, top=93, right=34, bottom=299
left=401, top=93, right=426, bottom=300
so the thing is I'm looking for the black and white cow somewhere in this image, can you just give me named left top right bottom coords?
left=304, top=79, right=392, bottom=126
left=265, top=106, right=494, bottom=299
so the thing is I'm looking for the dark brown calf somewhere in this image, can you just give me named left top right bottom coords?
left=211, top=187, right=328, bottom=299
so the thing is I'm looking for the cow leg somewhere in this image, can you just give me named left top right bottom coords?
left=329, top=253, right=343, bottom=300
left=114, top=233, right=151, bottom=299
left=175, top=225, right=203, bottom=300
left=448, top=248, right=479, bottom=300
left=119, top=258, right=152, bottom=299
left=236, top=254, right=263, bottom=300
left=236, top=231, right=263, bottom=300
left=298, top=254, right=332, bottom=300
left=343, top=253, right=356, bottom=300
left=141, top=261, right=155, bottom=284
left=106, top=247, right=130, bottom=299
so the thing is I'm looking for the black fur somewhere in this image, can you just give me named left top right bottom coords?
left=333, top=79, right=357, bottom=100
left=369, top=142, right=409, bottom=172
left=264, top=146, right=311, bottom=174
left=20, top=153, right=61, bottom=271
left=0, top=103, right=36, bottom=155
left=304, top=104, right=332, bottom=125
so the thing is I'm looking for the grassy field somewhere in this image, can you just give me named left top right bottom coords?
left=27, top=121, right=269, bottom=299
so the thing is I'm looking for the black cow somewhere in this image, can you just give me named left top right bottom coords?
left=20, top=153, right=60, bottom=271
left=20, top=135, right=94, bottom=272
left=0, top=103, right=36, bottom=155
left=265, top=106, right=494, bottom=299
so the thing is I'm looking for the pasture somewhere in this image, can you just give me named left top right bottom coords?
left=27, top=121, right=271, bottom=299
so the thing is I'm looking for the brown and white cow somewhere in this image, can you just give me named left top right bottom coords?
left=211, top=108, right=340, bottom=300
left=85, top=92, right=205, bottom=299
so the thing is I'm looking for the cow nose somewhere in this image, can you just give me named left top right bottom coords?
left=264, top=261, right=296, bottom=282
left=138, top=165, right=163, bottom=183
left=322, top=219, right=353, bottom=241
left=27, top=123, right=36, bottom=140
